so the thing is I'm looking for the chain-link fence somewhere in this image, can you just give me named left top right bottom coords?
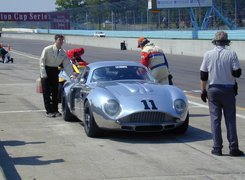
left=56, top=1, right=245, bottom=30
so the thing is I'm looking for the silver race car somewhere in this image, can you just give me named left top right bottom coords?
left=62, top=61, right=189, bottom=137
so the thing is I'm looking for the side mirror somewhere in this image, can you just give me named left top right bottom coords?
left=79, top=78, right=86, bottom=84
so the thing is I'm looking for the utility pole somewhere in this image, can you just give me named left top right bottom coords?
left=234, top=0, right=237, bottom=28
left=111, top=11, right=114, bottom=30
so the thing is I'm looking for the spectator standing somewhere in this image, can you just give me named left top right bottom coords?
left=40, top=34, right=74, bottom=118
left=200, top=31, right=243, bottom=156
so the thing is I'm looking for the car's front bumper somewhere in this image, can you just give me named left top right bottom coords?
left=93, top=111, right=187, bottom=132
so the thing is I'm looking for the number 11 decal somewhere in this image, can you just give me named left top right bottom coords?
left=141, top=100, right=158, bottom=110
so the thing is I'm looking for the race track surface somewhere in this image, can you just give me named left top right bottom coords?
left=0, top=37, right=244, bottom=180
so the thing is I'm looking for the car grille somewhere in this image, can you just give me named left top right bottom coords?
left=118, top=112, right=170, bottom=125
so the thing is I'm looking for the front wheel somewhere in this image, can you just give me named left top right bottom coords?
left=83, top=101, right=100, bottom=137
left=62, top=95, right=77, bottom=122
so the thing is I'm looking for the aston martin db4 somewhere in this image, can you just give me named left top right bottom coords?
left=62, top=61, right=189, bottom=137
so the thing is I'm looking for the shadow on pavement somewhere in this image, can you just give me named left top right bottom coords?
left=1, top=140, right=44, bottom=146
left=189, top=113, right=210, bottom=117
left=13, top=156, right=64, bottom=166
left=0, top=140, right=64, bottom=180
left=79, top=125, right=212, bottom=144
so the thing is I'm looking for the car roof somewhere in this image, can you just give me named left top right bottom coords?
left=87, top=61, right=144, bottom=71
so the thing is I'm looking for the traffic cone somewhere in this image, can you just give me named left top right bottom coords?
left=7, top=44, right=11, bottom=51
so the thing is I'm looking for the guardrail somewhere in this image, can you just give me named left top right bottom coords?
left=38, top=29, right=245, bottom=40
left=2, top=28, right=245, bottom=60
left=2, top=28, right=245, bottom=40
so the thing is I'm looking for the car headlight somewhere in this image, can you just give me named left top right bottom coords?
left=174, top=99, right=186, bottom=116
left=104, top=99, right=120, bottom=116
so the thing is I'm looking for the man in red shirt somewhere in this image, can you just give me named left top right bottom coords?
left=66, top=48, right=88, bottom=66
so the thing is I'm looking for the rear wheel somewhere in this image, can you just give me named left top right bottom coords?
left=172, top=112, right=189, bottom=134
left=84, top=101, right=100, bottom=137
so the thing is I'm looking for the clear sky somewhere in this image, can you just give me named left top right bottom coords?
left=0, top=0, right=56, bottom=12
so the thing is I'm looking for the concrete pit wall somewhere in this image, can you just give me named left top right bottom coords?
left=3, top=33, right=245, bottom=61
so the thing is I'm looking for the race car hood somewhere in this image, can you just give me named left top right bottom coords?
left=90, top=81, right=187, bottom=119
left=86, top=80, right=188, bottom=121
left=96, top=81, right=169, bottom=96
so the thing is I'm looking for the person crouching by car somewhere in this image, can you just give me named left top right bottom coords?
left=40, top=34, right=74, bottom=118
left=66, top=47, right=88, bottom=66
left=57, top=48, right=88, bottom=104
left=0, top=44, right=13, bottom=63
left=137, top=37, right=172, bottom=85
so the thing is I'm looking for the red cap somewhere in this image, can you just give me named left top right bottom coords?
left=137, top=37, right=147, bottom=48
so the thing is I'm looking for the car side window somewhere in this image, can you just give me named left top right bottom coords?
left=91, top=67, right=108, bottom=82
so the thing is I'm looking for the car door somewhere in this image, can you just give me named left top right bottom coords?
left=73, top=69, right=91, bottom=120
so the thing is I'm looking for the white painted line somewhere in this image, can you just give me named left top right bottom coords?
left=188, top=100, right=245, bottom=119
left=11, top=50, right=39, bottom=60
left=189, top=106, right=203, bottom=108
left=0, top=110, right=45, bottom=114
left=188, top=100, right=209, bottom=108
left=0, top=83, right=34, bottom=86
left=183, top=90, right=201, bottom=93
left=236, top=114, right=245, bottom=119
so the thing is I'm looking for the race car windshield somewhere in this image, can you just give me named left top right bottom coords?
left=91, top=66, right=152, bottom=82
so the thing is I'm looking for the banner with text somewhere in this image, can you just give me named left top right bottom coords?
left=50, top=13, right=70, bottom=30
left=156, top=0, right=212, bottom=9
left=0, top=12, right=50, bottom=21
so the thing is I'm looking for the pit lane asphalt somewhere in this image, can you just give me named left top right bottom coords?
left=0, top=37, right=244, bottom=180
left=1, top=37, right=245, bottom=108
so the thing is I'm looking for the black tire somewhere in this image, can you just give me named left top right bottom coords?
left=172, top=112, right=189, bottom=134
left=62, top=95, right=77, bottom=122
left=83, top=101, right=100, bottom=137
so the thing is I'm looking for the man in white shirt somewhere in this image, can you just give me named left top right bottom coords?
left=40, top=34, right=73, bottom=118
left=200, top=31, right=243, bottom=156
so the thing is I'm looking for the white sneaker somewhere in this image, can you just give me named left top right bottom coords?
left=46, top=113, right=55, bottom=118
left=54, top=112, right=62, bottom=117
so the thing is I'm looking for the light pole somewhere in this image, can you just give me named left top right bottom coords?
left=234, top=0, right=237, bottom=28
left=147, top=8, right=149, bottom=30
left=111, top=11, right=114, bottom=30
left=86, top=12, right=88, bottom=30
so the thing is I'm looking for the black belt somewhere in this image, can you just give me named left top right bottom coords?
left=150, top=63, right=167, bottom=70
left=45, top=65, right=58, bottom=69
left=209, top=84, right=234, bottom=89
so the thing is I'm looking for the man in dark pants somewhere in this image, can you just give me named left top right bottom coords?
left=40, top=34, right=73, bottom=118
left=200, top=31, right=243, bottom=156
